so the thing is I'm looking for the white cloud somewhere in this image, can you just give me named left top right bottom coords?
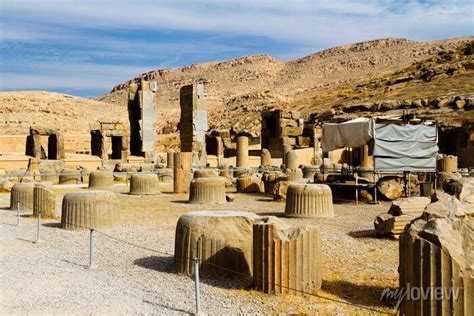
left=1, top=0, right=472, bottom=47
left=0, top=0, right=472, bottom=95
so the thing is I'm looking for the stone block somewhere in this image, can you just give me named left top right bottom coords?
left=61, top=190, right=120, bottom=230
left=10, top=183, right=34, bottom=211
left=174, top=152, right=193, bottom=194
left=285, top=184, right=334, bottom=218
left=253, top=218, right=322, bottom=295
left=129, top=174, right=160, bottom=195
left=33, top=182, right=56, bottom=218
left=398, top=210, right=473, bottom=315
left=237, top=174, right=264, bottom=193
left=286, top=168, right=303, bottom=181
left=189, top=177, right=226, bottom=204
left=193, top=169, right=219, bottom=178
left=59, top=168, right=82, bottom=184
left=260, top=149, right=272, bottom=167
left=388, top=197, right=431, bottom=217
left=88, top=170, right=114, bottom=189
left=174, top=211, right=257, bottom=277
left=262, top=172, right=288, bottom=194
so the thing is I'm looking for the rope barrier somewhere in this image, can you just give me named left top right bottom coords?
left=11, top=213, right=398, bottom=314
left=86, top=226, right=397, bottom=315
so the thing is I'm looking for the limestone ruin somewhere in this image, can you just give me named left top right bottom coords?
left=374, top=197, right=431, bottom=237
left=128, top=80, right=157, bottom=159
left=285, top=183, right=334, bottom=218
left=25, top=127, right=65, bottom=160
left=261, top=110, right=314, bottom=158
left=398, top=193, right=473, bottom=314
left=61, top=190, right=120, bottom=230
left=88, top=170, right=115, bottom=190
left=90, top=121, right=129, bottom=160
left=129, top=174, right=160, bottom=195
left=179, top=83, right=207, bottom=166
left=236, top=174, right=265, bottom=193
left=189, top=177, right=226, bottom=204
left=174, top=211, right=257, bottom=277
left=260, top=148, right=272, bottom=167
left=236, top=135, right=249, bottom=169
left=9, top=182, right=34, bottom=211
left=253, top=218, right=322, bottom=295
left=173, top=152, right=193, bottom=194
left=33, top=182, right=56, bottom=218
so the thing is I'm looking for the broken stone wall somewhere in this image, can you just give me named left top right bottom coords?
left=90, top=121, right=129, bottom=161
left=25, top=127, right=65, bottom=160
left=261, top=110, right=309, bottom=158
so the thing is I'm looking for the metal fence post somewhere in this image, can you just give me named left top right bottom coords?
left=89, top=228, right=94, bottom=268
left=194, top=257, right=202, bottom=314
left=16, top=200, right=20, bottom=226
left=36, top=210, right=41, bottom=242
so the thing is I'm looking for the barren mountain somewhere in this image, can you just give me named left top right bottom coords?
left=99, top=36, right=473, bottom=132
left=0, top=36, right=472, bottom=136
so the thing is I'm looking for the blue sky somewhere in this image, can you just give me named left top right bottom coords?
left=0, top=0, right=472, bottom=97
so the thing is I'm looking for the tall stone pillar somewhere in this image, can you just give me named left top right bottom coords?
left=236, top=136, right=249, bottom=168
left=128, top=80, right=157, bottom=159
left=179, top=83, right=207, bottom=167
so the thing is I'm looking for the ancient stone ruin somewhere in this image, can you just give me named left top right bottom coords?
left=173, top=152, right=193, bottom=194
left=180, top=83, right=207, bottom=166
left=166, top=151, right=175, bottom=168
left=10, top=182, right=34, bottom=211
left=398, top=193, right=473, bottom=314
left=128, top=79, right=158, bottom=159
left=374, top=197, right=431, bottom=237
left=33, top=182, right=56, bottom=218
left=261, top=110, right=312, bottom=158
left=205, top=129, right=234, bottom=159
left=189, top=177, right=226, bottom=204
left=25, top=126, right=65, bottom=160
left=193, top=169, right=219, bottom=178
left=88, top=170, right=115, bottom=190
left=61, top=190, right=120, bottom=230
left=260, top=148, right=272, bottom=167
left=129, top=174, right=160, bottom=195
left=236, top=174, right=264, bottom=193
left=174, top=211, right=257, bottom=277
left=90, top=121, right=129, bottom=160
left=253, top=218, right=322, bottom=295
left=236, top=134, right=249, bottom=169
left=285, top=183, right=334, bottom=218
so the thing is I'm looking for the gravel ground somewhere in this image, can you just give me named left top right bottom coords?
left=0, top=184, right=399, bottom=315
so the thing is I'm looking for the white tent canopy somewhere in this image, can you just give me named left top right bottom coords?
left=322, top=117, right=373, bottom=152
left=322, top=117, right=438, bottom=172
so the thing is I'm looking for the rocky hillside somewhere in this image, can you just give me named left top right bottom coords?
left=99, top=36, right=473, bottom=132
left=0, top=91, right=125, bottom=135
left=0, top=36, right=472, bottom=136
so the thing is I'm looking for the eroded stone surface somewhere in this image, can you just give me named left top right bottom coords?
left=174, top=211, right=258, bottom=278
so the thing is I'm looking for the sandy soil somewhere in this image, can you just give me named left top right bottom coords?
left=0, top=183, right=399, bottom=315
